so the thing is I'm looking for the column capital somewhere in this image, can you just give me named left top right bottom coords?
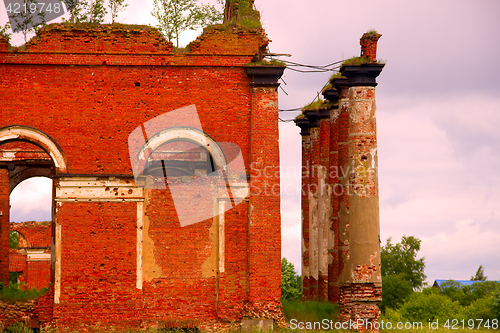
left=322, top=87, right=338, bottom=103
left=331, top=77, right=348, bottom=91
left=294, top=117, right=310, bottom=136
left=339, top=63, right=384, bottom=87
left=303, top=109, right=320, bottom=129
left=244, top=66, right=286, bottom=87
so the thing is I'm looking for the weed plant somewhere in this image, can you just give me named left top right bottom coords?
left=0, top=282, right=48, bottom=303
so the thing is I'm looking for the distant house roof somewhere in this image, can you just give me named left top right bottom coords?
left=433, top=279, right=500, bottom=289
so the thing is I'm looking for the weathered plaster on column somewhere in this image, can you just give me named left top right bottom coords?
left=318, top=164, right=330, bottom=301
left=54, top=210, right=62, bottom=304
left=142, top=187, right=162, bottom=282
left=308, top=187, right=319, bottom=282
left=136, top=202, right=143, bottom=289
left=218, top=201, right=225, bottom=273
left=344, top=86, right=381, bottom=284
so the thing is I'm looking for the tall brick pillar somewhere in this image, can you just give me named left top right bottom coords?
left=245, top=65, right=285, bottom=320
left=322, top=86, right=340, bottom=303
left=331, top=78, right=349, bottom=304
left=0, top=168, right=10, bottom=285
left=338, top=45, right=384, bottom=329
left=294, top=116, right=311, bottom=300
left=318, top=106, right=331, bottom=302
left=304, top=108, right=319, bottom=301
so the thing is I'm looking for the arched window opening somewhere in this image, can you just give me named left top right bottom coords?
left=0, top=127, right=62, bottom=296
left=10, top=177, right=52, bottom=223
left=8, top=176, right=53, bottom=292
left=144, top=140, right=217, bottom=178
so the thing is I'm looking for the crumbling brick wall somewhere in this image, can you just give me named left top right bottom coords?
left=9, top=222, right=52, bottom=290
left=11, top=222, right=51, bottom=248
left=0, top=22, right=284, bottom=330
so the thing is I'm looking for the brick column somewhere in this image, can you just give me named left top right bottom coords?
left=294, top=117, right=310, bottom=300
left=334, top=78, right=351, bottom=309
left=245, top=66, right=285, bottom=319
left=303, top=108, right=319, bottom=301
left=338, top=61, right=384, bottom=330
left=0, top=168, right=10, bottom=285
left=323, top=87, right=340, bottom=303
left=318, top=107, right=330, bottom=302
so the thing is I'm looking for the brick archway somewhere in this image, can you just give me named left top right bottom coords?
left=0, top=126, right=68, bottom=174
left=135, top=127, right=228, bottom=175
left=0, top=126, right=63, bottom=286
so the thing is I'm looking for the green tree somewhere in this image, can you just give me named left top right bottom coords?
left=63, top=0, right=84, bottom=23
left=83, top=0, right=107, bottom=23
left=381, top=236, right=426, bottom=290
left=380, top=274, right=413, bottom=312
left=459, top=296, right=497, bottom=321
left=63, top=0, right=107, bottom=23
left=441, top=280, right=499, bottom=307
left=399, top=292, right=461, bottom=322
left=0, top=22, right=12, bottom=40
left=108, top=0, right=128, bottom=23
left=471, top=265, right=487, bottom=281
left=492, top=288, right=500, bottom=321
left=10, top=0, right=47, bottom=43
left=151, top=0, right=222, bottom=47
left=281, top=258, right=301, bottom=301
left=9, top=231, right=19, bottom=249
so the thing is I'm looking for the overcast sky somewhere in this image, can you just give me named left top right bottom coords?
left=3, top=0, right=500, bottom=284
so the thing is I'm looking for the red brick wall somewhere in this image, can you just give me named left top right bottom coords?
left=0, top=24, right=282, bottom=329
left=11, top=222, right=51, bottom=248
left=143, top=184, right=217, bottom=324
left=25, top=260, right=51, bottom=290
left=247, top=86, right=282, bottom=318
left=8, top=222, right=52, bottom=290
left=0, top=65, right=254, bottom=175
left=9, top=249, right=26, bottom=273
left=339, top=283, right=382, bottom=331
left=54, top=201, right=140, bottom=327
left=0, top=169, right=9, bottom=285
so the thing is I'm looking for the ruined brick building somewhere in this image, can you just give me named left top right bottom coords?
left=0, top=1, right=285, bottom=329
left=1, top=0, right=385, bottom=328
left=295, top=32, right=384, bottom=330
left=9, top=222, right=52, bottom=290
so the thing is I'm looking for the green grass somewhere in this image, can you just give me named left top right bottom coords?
left=282, top=299, right=339, bottom=324
left=245, top=59, right=286, bottom=67
left=303, top=100, right=326, bottom=110
left=0, top=282, right=48, bottom=303
left=2, top=299, right=498, bottom=332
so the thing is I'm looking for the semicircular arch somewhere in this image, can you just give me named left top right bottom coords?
left=0, top=125, right=68, bottom=173
left=137, top=127, right=227, bottom=173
